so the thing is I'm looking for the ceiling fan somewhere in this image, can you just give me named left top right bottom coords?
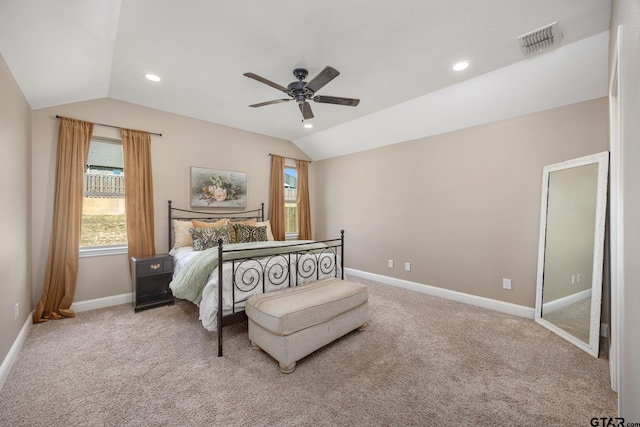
left=243, top=66, right=360, bottom=120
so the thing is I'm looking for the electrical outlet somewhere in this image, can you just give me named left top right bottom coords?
left=404, top=262, right=411, bottom=272
left=503, top=278, right=512, bottom=290
left=571, top=274, right=575, bottom=284
left=577, top=273, right=581, bottom=283
left=388, top=259, right=394, bottom=268
left=14, top=303, right=19, bottom=320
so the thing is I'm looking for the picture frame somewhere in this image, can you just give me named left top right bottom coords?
left=190, top=166, right=247, bottom=208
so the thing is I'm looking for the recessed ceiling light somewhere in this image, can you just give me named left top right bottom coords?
left=452, top=61, right=470, bottom=71
left=303, top=123, right=313, bottom=129
left=145, top=73, right=161, bottom=82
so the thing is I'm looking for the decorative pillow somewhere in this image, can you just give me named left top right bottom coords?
left=192, top=218, right=229, bottom=228
left=234, top=223, right=268, bottom=243
left=172, top=220, right=194, bottom=249
left=255, top=220, right=275, bottom=241
left=190, top=224, right=232, bottom=251
left=229, top=218, right=257, bottom=242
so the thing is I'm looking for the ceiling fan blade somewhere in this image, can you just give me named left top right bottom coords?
left=299, top=102, right=314, bottom=120
left=305, top=66, right=340, bottom=93
left=243, top=72, right=289, bottom=93
left=313, top=95, right=360, bottom=107
left=249, top=99, right=292, bottom=108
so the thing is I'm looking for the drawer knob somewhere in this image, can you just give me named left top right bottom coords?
left=150, top=263, right=161, bottom=270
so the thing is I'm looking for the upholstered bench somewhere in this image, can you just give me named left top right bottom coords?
left=245, top=277, right=369, bottom=373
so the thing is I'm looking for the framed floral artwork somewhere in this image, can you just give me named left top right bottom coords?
left=190, top=167, right=247, bottom=208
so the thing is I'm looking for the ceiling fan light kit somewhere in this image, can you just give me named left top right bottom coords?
left=244, top=66, right=360, bottom=120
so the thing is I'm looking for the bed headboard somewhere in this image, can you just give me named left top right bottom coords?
left=167, top=200, right=264, bottom=251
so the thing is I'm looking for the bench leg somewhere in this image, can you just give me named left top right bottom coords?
left=357, top=322, right=368, bottom=331
left=250, top=341, right=261, bottom=351
left=279, top=361, right=296, bottom=374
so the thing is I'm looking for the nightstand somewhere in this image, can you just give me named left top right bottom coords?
left=131, top=253, right=174, bottom=312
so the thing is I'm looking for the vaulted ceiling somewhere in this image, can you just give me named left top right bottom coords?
left=0, top=1, right=611, bottom=160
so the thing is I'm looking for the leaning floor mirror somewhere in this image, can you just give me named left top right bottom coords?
left=535, top=151, right=609, bottom=357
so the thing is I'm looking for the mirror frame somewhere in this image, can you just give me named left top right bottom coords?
left=535, top=151, right=609, bottom=357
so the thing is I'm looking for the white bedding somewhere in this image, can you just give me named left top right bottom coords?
left=170, top=242, right=341, bottom=331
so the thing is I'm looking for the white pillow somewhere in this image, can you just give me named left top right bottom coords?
left=256, top=220, right=275, bottom=241
left=172, top=220, right=194, bottom=249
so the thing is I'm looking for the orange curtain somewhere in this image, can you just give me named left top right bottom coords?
left=269, top=155, right=285, bottom=240
left=33, top=118, right=93, bottom=323
left=296, top=159, right=312, bottom=240
left=122, top=129, right=156, bottom=263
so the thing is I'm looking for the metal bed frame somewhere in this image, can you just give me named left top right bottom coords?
left=168, top=200, right=345, bottom=356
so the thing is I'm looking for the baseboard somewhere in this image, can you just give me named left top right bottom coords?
left=345, top=268, right=535, bottom=319
left=70, top=293, right=132, bottom=313
left=541, top=288, right=591, bottom=314
left=0, top=311, right=33, bottom=391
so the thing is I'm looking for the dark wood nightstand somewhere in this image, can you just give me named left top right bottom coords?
left=131, top=254, right=174, bottom=312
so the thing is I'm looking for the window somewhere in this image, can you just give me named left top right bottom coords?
left=80, top=138, right=127, bottom=256
left=284, top=165, right=297, bottom=237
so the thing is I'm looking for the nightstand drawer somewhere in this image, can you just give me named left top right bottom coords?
left=135, top=256, right=172, bottom=276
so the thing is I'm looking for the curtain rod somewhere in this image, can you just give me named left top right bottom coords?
left=268, top=153, right=311, bottom=163
left=55, top=115, right=162, bottom=137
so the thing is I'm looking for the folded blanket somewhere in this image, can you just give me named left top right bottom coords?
left=169, top=247, right=219, bottom=306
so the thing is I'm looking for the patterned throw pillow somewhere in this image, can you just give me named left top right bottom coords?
left=229, top=219, right=257, bottom=242
left=255, top=220, right=275, bottom=241
left=190, top=225, right=232, bottom=251
left=233, top=223, right=268, bottom=243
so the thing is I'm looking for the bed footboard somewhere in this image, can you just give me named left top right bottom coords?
left=216, top=231, right=345, bottom=357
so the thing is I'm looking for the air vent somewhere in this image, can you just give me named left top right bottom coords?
left=518, top=22, right=561, bottom=55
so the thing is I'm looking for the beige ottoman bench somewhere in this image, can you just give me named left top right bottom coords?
left=245, top=277, right=369, bottom=373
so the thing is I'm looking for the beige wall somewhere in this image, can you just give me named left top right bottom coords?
left=31, top=98, right=311, bottom=305
left=610, top=0, right=640, bottom=418
left=313, top=98, right=609, bottom=308
left=0, top=54, right=31, bottom=367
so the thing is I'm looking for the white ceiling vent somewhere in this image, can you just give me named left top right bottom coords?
left=518, top=22, right=562, bottom=55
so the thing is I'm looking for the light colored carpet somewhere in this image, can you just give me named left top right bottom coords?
left=543, top=297, right=591, bottom=343
left=0, top=278, right=616, bottom=426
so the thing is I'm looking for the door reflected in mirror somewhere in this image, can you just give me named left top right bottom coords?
left=535, top=152, right=608, bottom=357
